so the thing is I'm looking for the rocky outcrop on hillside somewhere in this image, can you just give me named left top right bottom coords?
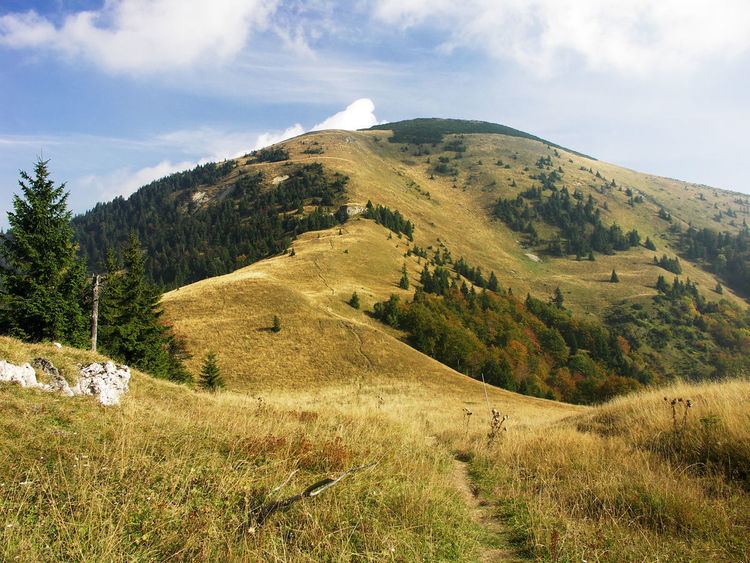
left=0, top=358, right=130, bottom=406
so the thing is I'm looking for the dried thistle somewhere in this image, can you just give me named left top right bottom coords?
left=487, top=408, right=509, bottom=443
left=462, top=407, right=473, bottom=437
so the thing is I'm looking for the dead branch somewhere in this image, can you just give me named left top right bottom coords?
left=251, top=461, right=378, bottom=527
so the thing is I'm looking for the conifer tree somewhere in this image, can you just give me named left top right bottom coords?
left=399, top=264, right=410, bottom=289
left=552, top=287, right=565, bottom=309
left=610, top=269, right=620, bottom=283
left=98, top=233, right=190, bottom=382
left=272, top=315, right=282, bottom=332
left=487, top=271, right=499, bottom=292
left=0, top=159, right=87, bottom=345
left=199, top=352, right=224, bottom=391
left=348, top=291, right=360, bottom=309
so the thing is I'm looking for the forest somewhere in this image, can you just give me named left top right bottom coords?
left=74, top=162, right=348, bottom=288
left=494, top=185, right=641, bottom=257
left=678, top=222, right=750, bottom=296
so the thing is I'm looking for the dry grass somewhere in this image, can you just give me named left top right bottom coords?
left=0, top=337, right=490, bottom=561
left=461, top=380, right=750, bottom=561
left=1, top=336, right=747, bottom=561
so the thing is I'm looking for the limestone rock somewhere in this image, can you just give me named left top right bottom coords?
left=0, top=358, right=130, bottom=406
left=73, top=362, right=131, bottom=406
left=0, top=360, right=38, bottom=388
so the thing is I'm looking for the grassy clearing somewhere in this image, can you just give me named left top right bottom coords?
left=1, top=336, right=747, bottom=560
left=0, top=337, right=489, bottom=561
left=457, top=380, right=750, bottom=562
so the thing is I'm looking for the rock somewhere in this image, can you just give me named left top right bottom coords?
left=73, top=362, right=131, bottom=406
left=52, top=342, right=62, bottom=349
left=0, top=358, right=130, bottom=406
left=0, top=360, right=38, bottom=388
left=33, top=357, right=74, bottom=397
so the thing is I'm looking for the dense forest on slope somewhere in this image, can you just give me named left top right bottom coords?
left=374, top=281, right=639, bottom=404
left=494, top=180, right=640, bottom=258
left=374, top=252, right=750, bottom=403
left=73, top=162, right=348, bottom=288
left=677, top=223, right=750, bottom=296
left=367, top=118, right=594, bottom=158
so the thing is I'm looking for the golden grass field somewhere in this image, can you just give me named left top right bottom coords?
left=1, top=336, right=747, bottom=561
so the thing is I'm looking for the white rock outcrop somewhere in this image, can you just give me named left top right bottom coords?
left=0, top=358, right=130, bottom=406
left=0, top=360, right=39, bottom=388
left=73, top=362, right=130, bottom=406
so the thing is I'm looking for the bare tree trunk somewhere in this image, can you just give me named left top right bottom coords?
left=91, top=274, right=100, bottom=352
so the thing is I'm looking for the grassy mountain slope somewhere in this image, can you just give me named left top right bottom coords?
left=156, top=125, right=747, bottom=396
left=2, top=337, right=747, bottom=561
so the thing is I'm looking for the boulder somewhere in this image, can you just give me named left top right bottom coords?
left=0, top=360, right=38, bottom=388
left=0, top=358, right=130, bottom=406
left=73, top=362, right=131, bottom=406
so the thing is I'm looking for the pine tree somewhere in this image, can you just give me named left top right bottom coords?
left=644, top=237, right=656, bottom=251
left=488, top=271, right=499, bottom=292
left=610, top=269, right=620, bottom=283
left=98, top=234, right=190, bottom=383
left=199, top=352, right=224, bottom=391
left=348, top=291, right=360, bottom=309
left=272, top=315, right=282, bottom=333
left=0, top=159, right=87, bottom=345
left=552, top=287, right=565, bottom=309
left=399, top=264, right=410, bottom=289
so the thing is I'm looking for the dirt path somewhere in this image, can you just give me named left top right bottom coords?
left=450, top=457, right=524, bottom=562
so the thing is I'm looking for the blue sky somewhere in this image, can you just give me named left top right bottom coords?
left=2, top=1, right=750, bottom=223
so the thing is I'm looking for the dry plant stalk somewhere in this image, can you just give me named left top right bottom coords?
left=487, top=408, right=509, bottom=443
left=663, top=396, right=693, bottom=433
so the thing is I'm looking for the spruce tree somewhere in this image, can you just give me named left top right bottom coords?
left=98, top=234, right=190, bottom=382
left=348, top=291, right=360, bottom=309
left=610, top=269, right=620, bottom=283
left=272, top=315, right=282, bottom=333
left=399, top=264, right=410, bottom=289
left=488, top=271, right=499, bottom=292
left=552, top=287, right=565, bottom=309
left=0, top=159, right=87, bottom=345
left=199, top=352, right=224, bottom=391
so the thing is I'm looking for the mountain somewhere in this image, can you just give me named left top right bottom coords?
left=73, top=119, right=750, bottom=398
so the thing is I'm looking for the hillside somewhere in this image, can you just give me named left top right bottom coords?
left=140, top=121, right=746, bottom=397
left=2, top=337, right=747, bottom=561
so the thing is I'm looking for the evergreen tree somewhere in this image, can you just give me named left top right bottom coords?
left=655, top=275, right=669, bottom=293
left=715, top=282, right=723, bottom=294
left=552, top=287, right=565, bottom=309
left=272, top=315, right=282, bottom=333
left=348, top=291, right=360, bottom=309
left=644, top=237, right=656, bottom=251
left=98, top=233, right=190, bottom=382
left=399, top=264, right=410, bottom=289
left=199, top=352, right=224, bottom=391
left=487, top=271, right=499, bottom=292
left=0, top=159, right=87, bottom=345
left=610, top=269, right=620, bottom=283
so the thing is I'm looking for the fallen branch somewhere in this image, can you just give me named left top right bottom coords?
left=251, top=461, right=378, bottom=527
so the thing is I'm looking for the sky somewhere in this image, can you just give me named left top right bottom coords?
left=1, top=0, right=750, bottom=222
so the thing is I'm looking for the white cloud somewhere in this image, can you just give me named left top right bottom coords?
left=78, top=159, right=196, bottom=201
left=373, top=0, right=750, bottom=75
left=253, top=123, right=305, bottom=149
left=311, top=98, right=379, bottom=131
left=0, top=0, right=279, bottom=74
